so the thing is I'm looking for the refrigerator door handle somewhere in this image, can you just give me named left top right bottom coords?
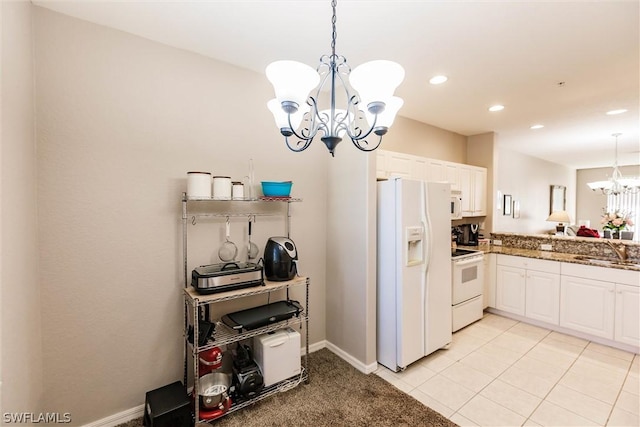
left=421, top=183, right=431, bottom=276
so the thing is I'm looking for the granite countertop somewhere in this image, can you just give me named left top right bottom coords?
left=457, top=242, right=640, bottom=272
left=491, top=246, right=640, bottom=271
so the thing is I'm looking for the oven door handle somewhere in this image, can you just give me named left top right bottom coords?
left=453, top=257, right=483, bottom=266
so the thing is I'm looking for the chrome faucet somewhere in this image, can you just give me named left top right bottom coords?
left=605, top=240, right=627, bottom=262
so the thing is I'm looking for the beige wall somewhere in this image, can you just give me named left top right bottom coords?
left=1, top=0, right=44, bottom=417
left=494, top=146, right=576, bottom=234
left=380, top=116, right=467, bottom=164
left=577, top=165, right=640, bottom=230
left=325, top=148, right=377, bottom=368
left=468, top=132, right=496, bottom=234
left=34, top=7, right=327, bottom=425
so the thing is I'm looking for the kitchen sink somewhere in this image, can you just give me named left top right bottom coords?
left=572, top=255, right=640, bottom=268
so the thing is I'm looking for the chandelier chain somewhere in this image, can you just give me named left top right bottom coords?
left=331, top=0, right=337, bottom=58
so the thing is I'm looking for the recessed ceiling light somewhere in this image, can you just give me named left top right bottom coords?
left=606, top=109, right=628, bottom=115
left=530, top=124, right=544, bottom=130
left=488, top=105, right=504, bottom=112
left=429, top=75, right=448, bottom=85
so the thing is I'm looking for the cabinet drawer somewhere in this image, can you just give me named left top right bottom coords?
left=452, top=295, right=483, bottom=332
left=498, top=254, right=560, bottom=274
left=561, top=262, right=640, bottom=286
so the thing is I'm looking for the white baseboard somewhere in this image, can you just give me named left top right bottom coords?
left=82, top=404, right=144, bottom=427
left=324, top=341, right=378, bottom=374
left=84, top=339, right=376, bottom=427
left=301, top=339, right=327, bottom=355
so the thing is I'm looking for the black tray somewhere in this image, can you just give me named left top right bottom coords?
left=221, top=300, right=303, bottom=332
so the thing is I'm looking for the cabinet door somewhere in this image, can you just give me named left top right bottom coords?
left=426, top=159, right=446, bottom=183
left=560, top=276, right=615, bottom=339
left=411, top=157, right=427, bottom=181
left=526, top=270, right=560, bottom=325
left=459, top=167, right=473, bottom=216
left=496, top=265, right=526, bottom=315
left=445, top=163, right=460, bottom=191
left=473, top=168, right=487, bottom=215
left=615, top=284, right=640, bottom=347
left=386, top=152, right=412, bottom=179
left=376, top=150, right=388, bottom=179
left=483, top=253, right=496, bottom=309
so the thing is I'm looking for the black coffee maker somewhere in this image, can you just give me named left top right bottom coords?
left=264, top=237, right=298, bottom=281
left=457, top=224, right=479, bottom=246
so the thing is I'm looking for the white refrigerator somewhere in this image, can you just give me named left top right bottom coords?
left=377, top=178, right=452, bottom=372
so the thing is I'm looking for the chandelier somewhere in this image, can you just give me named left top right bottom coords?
left=265, top=0, right=404, bottom=157
left=587, top=133, right=640, bottom=195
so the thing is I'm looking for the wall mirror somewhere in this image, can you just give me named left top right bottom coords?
left=550, top=185, right=566, bottom=214
left=503, top=194, right=512, bottom=216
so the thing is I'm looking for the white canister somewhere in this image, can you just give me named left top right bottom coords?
left=212, top=176, right=232, bottom=200
left=187, top=172, right=212, bottom=199
left=232, top=182, right=245, bottom=200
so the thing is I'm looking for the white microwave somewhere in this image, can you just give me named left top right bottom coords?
left=451, top=191, right=463, bottom=219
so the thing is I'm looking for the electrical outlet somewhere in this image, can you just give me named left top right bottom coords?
left=493, top=239, right=502, bottom=246
left=540, top=244, right=553, bottom=251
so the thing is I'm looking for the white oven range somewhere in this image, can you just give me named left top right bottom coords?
left=451, top=249, right=484, bottom=332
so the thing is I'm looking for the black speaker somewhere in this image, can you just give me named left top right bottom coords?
left=143, top=381, right=191, bottom=427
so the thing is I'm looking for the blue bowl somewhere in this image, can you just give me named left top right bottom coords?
left=261, top=181, right=292, bottom=197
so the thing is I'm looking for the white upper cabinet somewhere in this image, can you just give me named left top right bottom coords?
left=426, top=159, right=460, bottom=190
left=460, top=165, right=487, bottom=217
left=377, top=150, right=424, bottom=181
left=385, top=151, right=413, bottom=179
left=377, top=150, right=486, bottom=218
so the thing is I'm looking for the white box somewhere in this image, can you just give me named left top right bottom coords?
left=253, top=328, right=301, bottom=387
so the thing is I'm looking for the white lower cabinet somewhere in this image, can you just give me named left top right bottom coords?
left=483, top=253, right=496, bottom=309
left=496, top=255, right=560, bottom=323
left=560, top=276, right=615, bottom=339
left=496, top=265, right=526, bottom=315
left=560, top=262, right=639, bottom=347
left=492, top=257, right=639, bottom=349
left=526, top=270, right=560, bottom=325
left=615, top=284, right=640, bottom=346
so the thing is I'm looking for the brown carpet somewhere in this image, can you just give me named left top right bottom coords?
left=118, top=348, right=457, bottom=427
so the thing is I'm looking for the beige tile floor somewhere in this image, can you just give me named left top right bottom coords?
left=375, top=313, right=640, bottom=427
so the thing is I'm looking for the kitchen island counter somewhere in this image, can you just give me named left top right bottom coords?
left=478, top=233, right=640, bottom=271
left=490, top=245, right=640, bottom=271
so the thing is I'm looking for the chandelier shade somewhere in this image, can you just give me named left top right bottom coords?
left=349, top=60, right=405, bottom=106
left=587, top=133, right=640, bottom=195
left=363, top=96, right=404, bottom=130
left=266, top=61, right=320, bottom=109
left=265, top=0, right=404, bottom=156
left=267, top=98, right=309, bottom=134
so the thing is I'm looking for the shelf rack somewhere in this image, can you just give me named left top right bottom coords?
left=181, top=194, right=309, bottom=425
